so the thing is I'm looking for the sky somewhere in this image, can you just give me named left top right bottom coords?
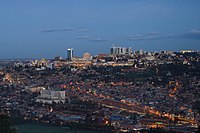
left=0, top=0, right=200, bottom=59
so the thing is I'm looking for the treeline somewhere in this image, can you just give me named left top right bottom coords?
left=0, top=114, right=17, bottom=133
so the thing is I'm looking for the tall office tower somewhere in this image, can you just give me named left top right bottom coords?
left=110, top=46, right=132, bottom=55
left=125, top=47, right=132, bottom=54
left=67, top=48, right=73, bottom=60
left=110, top=47, right=115, bottom=55
left=110, top=46, right=121, bottom=55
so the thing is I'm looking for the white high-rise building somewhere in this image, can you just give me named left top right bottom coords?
left=110, top=46, right=132, bottom=55
left=67, top=48, right=74, bottom=60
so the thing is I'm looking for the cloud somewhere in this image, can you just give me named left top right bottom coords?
left=179, top=28, right=200, bottom=40
left=146, top=32, right=161, bottom=35
left=75, top=35, right=91, bottom=39
left=74, top=25, right=89, bottom=32
left=76, top=29, right=89, bottom=32
left=127, top=28, right=200, bottom=41
left=75, top=35, right=111, bottom=43
left=89, top=38, right=112, bottom=42
left=40, top=25, right=88, bottom=33
left=41, top=28, right=74, bottom=33
left=127, top=32, right=167, bottom=41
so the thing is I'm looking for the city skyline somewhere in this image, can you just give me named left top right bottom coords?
left=1, top=0, right=200, bottom=59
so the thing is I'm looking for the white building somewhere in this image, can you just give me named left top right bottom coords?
left=110, top=46, right=132, bottom=55
left=36, top=88, right=66, bottom=104
left=67, top=48, right=74, bottom=60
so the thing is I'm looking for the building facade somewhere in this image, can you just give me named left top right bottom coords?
left=110, top=46, right=132, bottom=55
left=67, top=48, right=74, bottom=60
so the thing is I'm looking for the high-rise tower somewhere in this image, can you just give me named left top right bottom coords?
left=110, top=45, right=132, bottom=55
left=67, top=48, right=73, bottom=60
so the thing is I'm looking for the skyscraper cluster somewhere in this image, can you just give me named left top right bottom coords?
left=110, top=46, right=132, bottom=55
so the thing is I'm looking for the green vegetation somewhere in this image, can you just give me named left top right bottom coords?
left=195, top=126, right=200, bottom=133
left=0, top=115, right=17, bottom=133
left=193, top=101, right=200, bottom=114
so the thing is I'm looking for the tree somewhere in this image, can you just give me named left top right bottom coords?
left=0, top=114, right=17, bottom=133
left=196, top=126, right=200, bottom=133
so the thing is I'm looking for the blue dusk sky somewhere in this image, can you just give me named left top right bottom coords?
left=0, top=0, right=200, bottom=59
